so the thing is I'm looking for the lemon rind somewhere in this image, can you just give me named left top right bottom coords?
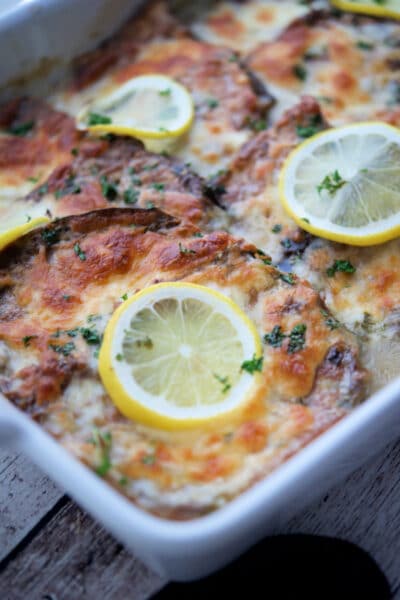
left=99, top=282, right=263, bottom=431
left=0, top=217, right=51, bottom=253
left=331, top=0, right=400, bottom=20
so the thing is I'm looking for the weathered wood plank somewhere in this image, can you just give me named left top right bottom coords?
left=285, top=438, right=400, bottom=597
left=0, top=501, right=166, bottom=600
left=2, top=439, right=400, bottom=598
left=0, top=450, right=63, bottom=562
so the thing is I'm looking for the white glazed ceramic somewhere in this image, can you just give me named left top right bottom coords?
left=1, top=0, right=400, bottom=582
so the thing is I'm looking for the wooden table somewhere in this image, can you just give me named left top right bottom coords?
left=1, top=439, right=400, bottom=599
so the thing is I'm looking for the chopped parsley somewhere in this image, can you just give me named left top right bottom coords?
left=151, top=182, right=165, bottom=192
left=8, top=121, right=34, bottom=136
left=213, top=373, right=231, bottom=394
left=272, top=224, right=282, bottom=234
left=296, top=113, right=323, bottom=139
left=80, top=326, right=102, bottom=345
left=22, top=335, right=37, bottom=347
left=207, top=98, right=219, bottom=109
left=317, top=170, right=347, bottom=196
left=135, top=336, right=153, bottom=349
left=279, top=272, right=295, bottom=285
left=293, top=63, right=307, bottom=81
left=141, top=454, right=156, bottom=465
left=357, top=40, right=374, bottom=51
left=27, top=176, right=39, bottom=183
left=143, top=162, right=159, bottom=171
left=326, top=259, right=356, bottom=277
left=159, top=88, right=171, bottom=97
left=73, top=242, right=86, bottom=261
left=287, top=323, right=307, bottom=354
left=37, top=183, right=48, bottom=196
left=241, top=354, right=263, bottom=374
left=115, top=353, right=124, bottom=362
left=41, top=228, right=60, bottom=247
left=100, top=175, right=118, bottom=200
left=321, top=309, right=341, bottom=330
left=123, top=188, right=139, bottom=204
left=179, top=242, right=196, bottom=255
left=248, top=118, right=268, bottom=132
left=54, top=175, right=81, bottom=198
left=192, top=232, right=204, bottom=238
left=119, top=476, right=129, bottom=486
left=90, top=428, right=112, bottom=476
left=264, top=325, right=286, bottom=348
left=49, top=341, right=76, bottom=356
left=87, top=112, right=112, bottom=126
left=121, top=293, right=128, bottom=301
left=71, top=147, right=79, bottom=156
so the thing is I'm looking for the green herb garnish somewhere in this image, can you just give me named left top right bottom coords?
left=213, top=373, right=231, bottom=394
left=49, top=341, right=76, bottom=356
left=100, top=175, right=118, bottom=200
left=41, top=228, right=60, bottom=247
left=8, top=121, right=34, bottom=136
left=123, top=188, right=139, bottom=204
left=321, top=309, right=341, bottom=330
left=326, top=259, right=356, bottom=277
left=22, top=335, right=37, bottom=347
left=90, top=428, right=112, bottom=476
left=74, top=242, right=86, bottom=261
left=293, top=64, right=307, bottom=81
left=87, top=113, right=112, bottom=126
left=241, top=354, right=263, bottom=374
left=279, top=272, right=295, bottom=285
left=264, top=325, right=286, bottom=348
left=179, top=242, right=196, bottom=255
left=317, top=170, right=347, bottom=196
left=287, top=324, right=307, bottom=354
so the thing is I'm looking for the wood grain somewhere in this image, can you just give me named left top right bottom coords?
left=0, top=500, right=166, bottom=600
left=285, top=438, right=400, bottom=598
left=0, top=450, right=62, bottom=562
left=1, top=440, right=400, bottom=598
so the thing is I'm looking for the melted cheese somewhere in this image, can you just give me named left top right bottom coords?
left=0, top=211, right=366, bottom=518
left=191, top=1, right=316, bottom=52
left=247, top=13, right=400, bottom=125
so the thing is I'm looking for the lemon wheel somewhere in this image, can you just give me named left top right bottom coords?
left=99, top=283, right=263, bottom=430
left=77, top=74, right=194, bottom=140
left=279, top=122, right=400, bottom=246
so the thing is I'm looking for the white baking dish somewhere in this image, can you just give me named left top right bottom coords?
left=1, top=0, right=400, bottom=582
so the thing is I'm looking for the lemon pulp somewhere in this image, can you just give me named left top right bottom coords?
left=99, top=283, right=263, bottom=430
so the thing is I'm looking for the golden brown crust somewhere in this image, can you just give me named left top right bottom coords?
left=0, top=209, right=367, bottom=518
left=23, top=136, right=222, bottom=227
left=0, top=97, right=81, bottom=189
left=72, top=0, right=186, bottom=90
left=246, top=9, right=400, bottom=125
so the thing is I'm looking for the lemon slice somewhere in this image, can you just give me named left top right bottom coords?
left=77, top=74, right=194, bottom=140
left=330, top=0, right=400, bottom=20
left=99, top=283, right=263, bottom=430
left=0, top=216, right=50, bottom=252
left=279, top=122, right=400, bottom=246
